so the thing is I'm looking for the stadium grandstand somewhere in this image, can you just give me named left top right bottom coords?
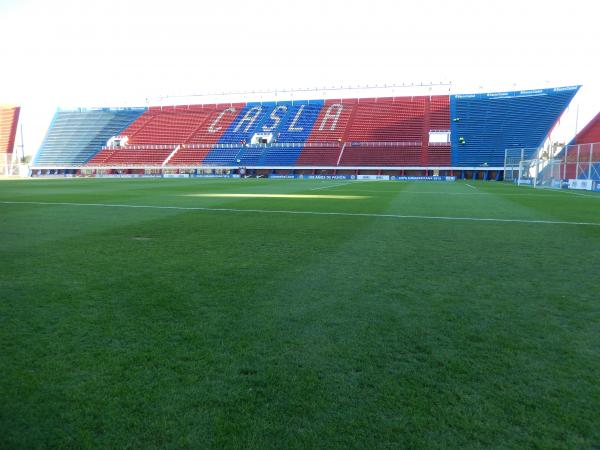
left=32, top=86, right=580, bottom=180
left=0, top=105, right=21, bottom=170
left=570, top=111, right=600, bottom=145
left=547, top=110, right=600, bottom=183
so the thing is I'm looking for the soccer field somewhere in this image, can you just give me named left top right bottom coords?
left=1, top=178, right=599, bottom=449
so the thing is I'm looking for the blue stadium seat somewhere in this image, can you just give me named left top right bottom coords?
left=450, top=87, right=580, bottom=166
left=34, top=108, right=146, bottom=166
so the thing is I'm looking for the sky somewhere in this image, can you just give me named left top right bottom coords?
left=1, top=0, right=599, bottom=156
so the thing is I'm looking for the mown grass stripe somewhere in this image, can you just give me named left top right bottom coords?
left=2, top=200, right=599, bottom=226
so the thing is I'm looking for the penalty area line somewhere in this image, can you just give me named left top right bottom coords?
left=1, top=200, right=599, bottom=226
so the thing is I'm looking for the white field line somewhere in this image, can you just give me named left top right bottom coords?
left=335, top=190, right=543, bottom=196
left=1, top=200, right=600, bottom=226
left=187, top=193, right=367, bottom=199
left=465, top=183, right=476, bottom=189
left=553, top=189, right=599, bottom=198
left=309, top=181, right=355, bottom=191
left=336, top=189, right=600, bottom=198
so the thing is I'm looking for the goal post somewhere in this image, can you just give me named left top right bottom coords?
left=511, top=142, right=600, bottom=191
left=504, top=147, right=539, bottom=182
left=518, top=158, right=564, bottom=188
left=0, top=163, right=30, bottom=178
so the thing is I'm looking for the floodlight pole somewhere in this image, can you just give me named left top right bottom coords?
left=589, top=144, right=593, bottom=180
left=577, top=145, right=581, bottom=179
left=19, top=124, right=25, bottom=162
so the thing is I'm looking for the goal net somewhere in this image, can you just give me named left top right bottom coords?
left=0, top=164, right=29, bottom=178
left=517, top=159, right=564, bottom=188
left=511, top=142, right=600, bottom=191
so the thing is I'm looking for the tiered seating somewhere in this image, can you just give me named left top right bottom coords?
left=295, top=144, right=342, bottom=166
left=263, top=102, right=323, bottom=165
left=306, top=100, right=354, bottom=142
left=451, top=86, right=580, bottom=166
left=236, top=146, right=266, bottom=166
left=201, top=146, right=242, bottom=166
left=161, top=103, right=244, bottom=166
left=298, top=100, right=355, bottom=165
left=337, top=97, right=428, bottom=166
left=103, top=147, right=173, bottom=165
left=0, top=105, right=20, bottom=160
left=201, top=104, right=283, bottom=165
left=166, top=145, right=212, bottom=166
left=122, top=107, right=213, bottom=145
left=186, top=104, right=244, bottom=144
left=197, top=144, right=269, bottom=166
left=33, top=86, right=579, bottom=169
left=346, top=97, right=426, bottom=142
left=202, top=101, right=325, bottom=166
left=217, top=104, right=276, bottom=144
left=34, top=108, right=145, bottom=166
left=339, top=143, right=423, bottom=166
left=175, top=104, right=245, bottom=166
left=121, top=111, right=155, bottom=139
left=87, top=149, right=117, bottom=165
left=88, top=146, right=173, bottom=166
left=257, top=144, right=307, bottom=166
left=427, top=144, right=451, bottom=166
left=428, top=96, right=451, bottom=166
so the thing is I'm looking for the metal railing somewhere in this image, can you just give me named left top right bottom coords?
left=506, top=142, right=600, bottom=183
left=181, top=142, right=341, bottom=149
left=102, top=144, right=175, bottom=150
left=104, top=141, right=445, bottom=150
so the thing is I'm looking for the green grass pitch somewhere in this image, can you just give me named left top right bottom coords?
left=1, top=178, right=599, bottom=449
